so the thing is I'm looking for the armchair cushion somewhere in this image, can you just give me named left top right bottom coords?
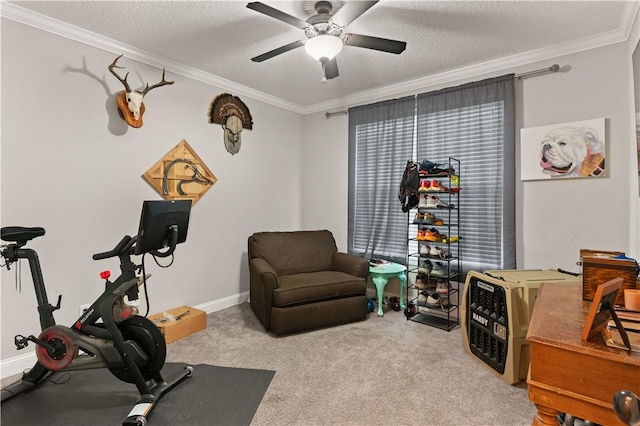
left=275, top=271, right=366, bottom=307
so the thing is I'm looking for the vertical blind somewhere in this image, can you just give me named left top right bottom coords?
left=349, top=75, right=515, bottom=273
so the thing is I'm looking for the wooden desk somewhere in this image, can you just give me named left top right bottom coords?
left=526, top=283, right=640, bottom=425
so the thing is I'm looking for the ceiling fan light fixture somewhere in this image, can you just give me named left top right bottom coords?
left=305, top=34, right=343, bottom=61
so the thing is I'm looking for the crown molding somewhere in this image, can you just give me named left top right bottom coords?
left=3, top=1, right=638, bottom=116
left=302, top=3, right=639, bottom=115
left=0, top=2, right=306, bottom=114
left=620, top=0, right=640, bottom=41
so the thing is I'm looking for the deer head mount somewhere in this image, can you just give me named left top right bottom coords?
left=108, top=54, right=174, bottom=128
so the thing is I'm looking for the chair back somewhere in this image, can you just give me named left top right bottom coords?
left=249, top=230, right=337, bottom=276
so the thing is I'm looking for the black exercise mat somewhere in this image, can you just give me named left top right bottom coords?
left=1, top=363, right=275, bottom=426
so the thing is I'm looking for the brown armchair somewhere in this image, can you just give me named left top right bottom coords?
left=248, top=230, right=369, bottom=335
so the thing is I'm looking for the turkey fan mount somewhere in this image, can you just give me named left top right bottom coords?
left=208, top=93, right=253, bottom=155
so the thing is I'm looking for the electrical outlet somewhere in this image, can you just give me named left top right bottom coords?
left=79, top=304, right=91, bottom=316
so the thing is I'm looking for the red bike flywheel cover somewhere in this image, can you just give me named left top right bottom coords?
left=36, top=327, right=76, bottom=371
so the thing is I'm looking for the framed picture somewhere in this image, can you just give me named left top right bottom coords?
left=520, top=118, right=606, bottom=181
left=581, top=277, right=624, bottom=343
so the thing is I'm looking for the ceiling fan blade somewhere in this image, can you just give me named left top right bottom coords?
left=330, top=1, right=378, bottom=27
left=251, top=40, right=305, bottom=62
left=323, top=58, right=339, bottom=80
left=246, top=2, right=310, bottom=29
left=342, top=33, right=407, bottom=54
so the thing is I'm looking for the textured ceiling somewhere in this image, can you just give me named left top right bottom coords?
left=5, top=1, right=638, bottom=112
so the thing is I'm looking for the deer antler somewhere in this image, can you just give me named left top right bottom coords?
left=141, top=68, right=174, bottom=96
left=108, top=54, right=131, bottom=92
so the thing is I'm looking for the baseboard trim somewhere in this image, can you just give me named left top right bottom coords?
left=193, top=291, right=249, bottom=314
left=0, top=292, right=249, bottom=379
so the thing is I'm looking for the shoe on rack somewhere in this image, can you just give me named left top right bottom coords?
left=418, top=180, right=430, bottom=192
left=421, top=291, right=449, bottom=309
left=419, top=244, right=431, bottom=255
left=420, top=259, right=433, bottom=270
left=417, top=259, right=433, bottom=275
left=418, top=194, right=429, bottom=209
left=413, top=212, right=424, bottom=224
left=427, top=195, right=454, bottom=209
left=427, top=180, right=448, bottom=192
left=436, top=279, right=451, bottom=294
left=439, top=248, right=452, bottom=259
left=422, top=212, right=435, bottom=224
left=425, top=228, right=446, bottom=242
left=429, top=246, right=443, bottom=257
left=418, top=160, right=436, bottom=175
left=424, top=291, right=442, bottom=307
left=416, top=229, right=426, bottom=241
left=430, top=164, right=456, bottom=176
left=430, top=262, right=448, bottom=277
left=417, top=274, right=436, bottom=289
left=424, top=195, right=438, bottom=209
left=432, top=217, right=444, bottom=226
left=418, top=160, right=455, bottom=176
left=417, top=290, right=440, bottom=306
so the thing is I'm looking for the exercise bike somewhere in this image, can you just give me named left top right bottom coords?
left=1, top=200, right=193, bottom=426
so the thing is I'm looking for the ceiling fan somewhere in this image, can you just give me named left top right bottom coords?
left=246, top=1, right=407, bottom=81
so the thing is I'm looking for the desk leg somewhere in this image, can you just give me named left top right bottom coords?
left=371, top=275, right=388, bottom=317
left=532, top=404, right=560, bottom=426
left=398, top=272, right=407, bottom=310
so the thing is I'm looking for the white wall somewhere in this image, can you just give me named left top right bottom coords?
left=518, top=43, right=634, bottom=269
left=301, top=41, right=639, bottom=274
left=1, top=20, right=302, bottom=370
left=300, top=112, right=349, bottom=251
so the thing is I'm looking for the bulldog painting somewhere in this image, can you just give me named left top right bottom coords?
left=539, top=126, right=605, bottom=177
left=521, top=118, right=606, bottom=180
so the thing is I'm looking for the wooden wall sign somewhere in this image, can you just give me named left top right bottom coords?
left=142, top=139, right=216, bottom=205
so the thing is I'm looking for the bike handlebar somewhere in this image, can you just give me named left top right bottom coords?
left=92, top=235, right=133, bottom=260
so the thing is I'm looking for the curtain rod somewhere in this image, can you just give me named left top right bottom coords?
left=516, top=63, right=560, bottom=79
left=325, top=64, right=562, bottom=119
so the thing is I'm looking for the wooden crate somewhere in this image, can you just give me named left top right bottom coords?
left=581, top=255, right=638, bottom=306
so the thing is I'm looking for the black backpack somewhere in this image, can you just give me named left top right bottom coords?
left=398, top=161, right=420, bottom=213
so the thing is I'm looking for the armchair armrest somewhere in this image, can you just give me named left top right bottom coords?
left=333, top=252, right=369, bottom=279
left=249, top=257, right=280, bottom=331
left=249, top=257, right=280, bottom=298
left=249, top=257, right=278, bottom=287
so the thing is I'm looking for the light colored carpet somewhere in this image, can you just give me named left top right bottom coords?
left=1, top=302, right=537, bottom=425
left=166, top=303, right=537, bottom=426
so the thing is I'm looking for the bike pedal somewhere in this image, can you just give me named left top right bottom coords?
left=14, top=334, right=29, bottom=349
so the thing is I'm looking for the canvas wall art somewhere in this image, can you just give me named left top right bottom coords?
left=520, top=118, right=606, bottom=181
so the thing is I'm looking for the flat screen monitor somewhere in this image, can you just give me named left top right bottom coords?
left=134, top=200, right=192, bottom=255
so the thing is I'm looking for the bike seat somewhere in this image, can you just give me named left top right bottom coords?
left=1, top=226, right=46, bottom=244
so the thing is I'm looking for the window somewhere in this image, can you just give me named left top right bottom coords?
left=349, top=75, right=515, bottom=273
left=348, top=96, right=415, bottom=263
